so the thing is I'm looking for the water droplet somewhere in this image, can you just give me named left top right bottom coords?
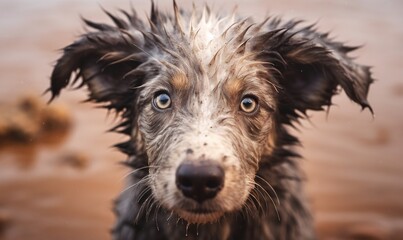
left=167, top=211, right=173, bottom=221
left=185, top=222, right=190, bottom=237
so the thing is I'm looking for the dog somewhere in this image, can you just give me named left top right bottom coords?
left=49, top=2, right=373, bottom=239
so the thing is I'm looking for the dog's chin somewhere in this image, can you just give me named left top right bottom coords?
left=176, top=209, right=224, bottom=224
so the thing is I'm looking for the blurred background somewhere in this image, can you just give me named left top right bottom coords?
left=0, top=0, right=402, bottom=239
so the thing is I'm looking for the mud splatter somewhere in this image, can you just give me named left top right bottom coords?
left=57, top=151, right=90, bottom=170
left=0, top=95, right=72, bottom=147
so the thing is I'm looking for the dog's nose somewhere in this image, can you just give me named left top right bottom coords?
left=176, top=162, right=224, bottom=203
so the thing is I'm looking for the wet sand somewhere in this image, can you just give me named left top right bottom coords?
left=0, top=0, right=402, bottom=239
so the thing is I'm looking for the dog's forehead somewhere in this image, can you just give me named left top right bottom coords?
left=157, top=13, right=270, bottom=94
left=137, top=9, right=277, bottom=112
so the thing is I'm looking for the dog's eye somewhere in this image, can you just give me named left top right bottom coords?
left=153, top=92, right=171, bottom=110
left=240, top=96, right=258, bottom=113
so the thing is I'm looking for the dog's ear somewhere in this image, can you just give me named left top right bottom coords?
left=254, top=23, right=374, bottom=122
left=49, top=13, right=153, bottom=112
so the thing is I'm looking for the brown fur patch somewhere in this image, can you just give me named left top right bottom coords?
left=170, top=72, right=190, bottom=91
left=224, top=78, right=244, bottom=101
left=266, top=122, right=277, bottom=154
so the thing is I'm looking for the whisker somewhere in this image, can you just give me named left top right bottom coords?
left=155, top=203, right=162, bottom=231
left=255, top=175, right=281, bottom=206
left=246, top=180, right=265, bottom=214
left=119, top=175, right=151, bottom=195
left=239, top=192, right=254, bottom=223
left=135, top=193, right=153, bottom=223
left=166, top=211, right=174, bottom=222
left=253, top=183, right=270, bottom=212
left=146, top=198, right=157, bottom=221
left=137, top=185, right=152, bottom=203
left=253, top=180, right=281, bottom=221
left=119, top=166, right=157, bottom=180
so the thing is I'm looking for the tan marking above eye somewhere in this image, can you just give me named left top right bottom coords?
left=171, top=73, right=189, bottom=91
left=225, top=79, right=243, bottom=98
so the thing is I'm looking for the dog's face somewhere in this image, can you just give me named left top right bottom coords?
left=136, top=52, right=276, bottom=222
left=49, top=4, right=373, bottom=225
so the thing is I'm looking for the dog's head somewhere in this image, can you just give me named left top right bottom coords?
left=49, top=4, right=373, bottom=224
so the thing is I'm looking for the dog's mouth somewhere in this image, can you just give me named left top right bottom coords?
left=176, top=208, right=224, bottom=224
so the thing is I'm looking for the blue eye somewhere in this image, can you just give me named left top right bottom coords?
left=153, top=92, right=171, bottom=110
left=240, top=96, right=258, bottom=113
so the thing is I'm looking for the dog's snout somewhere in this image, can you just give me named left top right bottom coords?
left=176, top=162, right=224, bottom=203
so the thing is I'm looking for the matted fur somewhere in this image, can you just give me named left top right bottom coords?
left=49, top=2, right=373, bottom=240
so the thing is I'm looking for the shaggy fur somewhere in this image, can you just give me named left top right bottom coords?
left=49, top=2, right=373, bottom=240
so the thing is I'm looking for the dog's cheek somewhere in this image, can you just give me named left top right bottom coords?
left=137, top=106, right=177, bottom=162
left=150, top=167, right=178, bottom=209
left=232, top=110, right=274, bottom=169
left=220, top=163, right=257, bottom=211
left=217, top=165, right=250, bottom=210
left=149, top=171, right=166, bottom=207
left=138, top=108, right=167, bottom=140
left=226, top=135, right=263, bottom=206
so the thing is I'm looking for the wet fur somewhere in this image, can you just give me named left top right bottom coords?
left=49, top=2, right=373, bottom=240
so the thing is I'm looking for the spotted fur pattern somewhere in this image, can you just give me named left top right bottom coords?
left=49, top=2, right=373, bottom=240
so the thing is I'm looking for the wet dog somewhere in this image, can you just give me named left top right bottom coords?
left=49, top=2, right=373, bottom=239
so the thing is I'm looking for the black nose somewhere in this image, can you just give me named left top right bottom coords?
left=176, top=162, right=225, bottom=203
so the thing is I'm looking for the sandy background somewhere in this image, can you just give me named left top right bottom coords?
left=0, top=0, right=402, bottom=239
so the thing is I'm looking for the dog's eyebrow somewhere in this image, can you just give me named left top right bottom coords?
left=170, top=72, right=190, bottom=91
left=224, top=77, right=266, bottom=96
left=224, top=78, right=244, bottom=98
